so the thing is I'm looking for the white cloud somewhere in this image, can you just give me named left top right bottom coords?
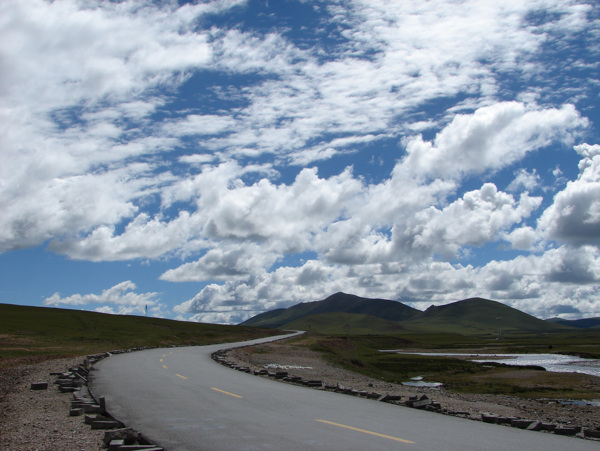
left=402, top=102, right=586, bottom=181
left=389, top=184, right=543, bottom=260
left=538, top=143, right=600, bottom=245
left=501, top=226, right=540, bottom=251
left=1, top=1, right=598, bottom=322
left=160, top=244, right=279, bottom=282
left=506, top=169, right=541, bottom=193
left=43, top=280, right=160, bottom=315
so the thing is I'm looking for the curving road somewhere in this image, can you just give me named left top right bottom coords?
left=90, top=333, right=599, bottom=451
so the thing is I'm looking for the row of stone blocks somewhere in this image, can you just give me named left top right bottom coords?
left=43, top=351, right=168, bottom=450
left=212, top=351, right=447, bottom=411
left=211, top=350, right=600, bottom=441
left=481, top=413, right=600, bottom=439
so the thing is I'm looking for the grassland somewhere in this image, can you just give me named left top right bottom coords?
left=285, top=331, right=600, bottom=400
left=0, top=303, right=281, bottom=369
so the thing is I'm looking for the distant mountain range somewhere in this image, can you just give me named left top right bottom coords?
left=546, top=317, right=600, bottom=329
left=241, top=292, right=598, bottom=335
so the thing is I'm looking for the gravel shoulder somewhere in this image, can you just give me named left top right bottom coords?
left=226, top=342, right=600, bottom=432
left=0, top=357, right=104, bottom=451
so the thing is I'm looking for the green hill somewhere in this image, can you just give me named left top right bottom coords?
left=547, top=317, right=600, bottom=329
left=403, top=298, right=567, bottom=335
left=241, top=294, right=577, bottom=336
left=283, top=312, right=406, bottom=335
left=0, top=303, right=280, bottom=368
left=240, top=292, right=419, bottom=329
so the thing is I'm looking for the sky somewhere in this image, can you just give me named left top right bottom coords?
left=1, top=0, right=600, bottom=324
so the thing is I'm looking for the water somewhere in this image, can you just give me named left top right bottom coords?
left=384, top=351, right=600, bottom=377
left=472, top=353, right=600, bottom=377
left=402, top=376, right=443, bottom=388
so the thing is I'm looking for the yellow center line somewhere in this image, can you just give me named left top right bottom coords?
left=316, top=419, right=414, bottom=444
left=160, top=358, right=163, bottom=362
left=162, top=364, right=168, bottom=369
left=175, top=374, right=187, bottom=380
left=211, top=387, right=243, bottom=398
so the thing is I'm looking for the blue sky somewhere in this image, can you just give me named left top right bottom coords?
left=1, top=0, right=599, bottom=324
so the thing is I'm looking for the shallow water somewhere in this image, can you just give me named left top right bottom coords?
left=384, top=351, right=600, bottom=377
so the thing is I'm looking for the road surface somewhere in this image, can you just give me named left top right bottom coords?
left=90, top=333, right=599, bottom=450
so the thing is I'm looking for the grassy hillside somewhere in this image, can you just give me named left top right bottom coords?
left=401, top=298, right=567, bottom=335
left=283, top=312, right=406, bottom=335
left=241, top=292, right=419, bottom=329
left=243, top=294, right=573, bottom=337
left=547, top=317, right=600, bottom=329
left=0, top=303, right=281, bottom=368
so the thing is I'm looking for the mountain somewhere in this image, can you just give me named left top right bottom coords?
left=241, top=294, right=572, bottom=336
left=403, top=297, right=567, bottom=335
left=546, top=317, right=600, bottom=329
left=240, top=292, right=419, bottom=329
left=283, top=312, right=406, bottom=335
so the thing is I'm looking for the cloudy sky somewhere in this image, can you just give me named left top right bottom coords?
left=1, top=0, right=599, bottom=324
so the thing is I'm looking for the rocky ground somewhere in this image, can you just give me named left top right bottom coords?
left=225, top=342, right=600, bottom=435
left=0, top=357, right=104, bottom=451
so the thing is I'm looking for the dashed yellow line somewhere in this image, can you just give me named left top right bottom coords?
left=211, top=387, right=243, bottom=398
left=160, top=358, right=163, bottom=362
left=316, top=419, right=414, bottom=444
left=162, top=364, right=168, bottom=370
left=175, top=374, right=187, bottom=380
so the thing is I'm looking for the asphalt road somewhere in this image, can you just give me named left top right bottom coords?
left=90, top=333, right=599, bottom=450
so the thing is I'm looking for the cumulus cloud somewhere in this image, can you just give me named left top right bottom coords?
left=389, top=184, right=542, bottom=260
left=1, top=1, right=598, bottom=322
left=160, top=244, right=279, bottom=282
left=43, top=280, right=161, bottom=315
left=402, top=102, right=586, bottom=181
left=506, top=169, right=541, bottom=193
left=538, top=143, right=600, bottom=245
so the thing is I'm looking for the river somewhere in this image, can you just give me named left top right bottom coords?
left=383, top=351, right=600, bottom=377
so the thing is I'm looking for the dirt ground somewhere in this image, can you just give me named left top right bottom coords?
left=0, top=357, right=104, bottom=451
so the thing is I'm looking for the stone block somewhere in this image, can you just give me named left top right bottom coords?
left=526, top=421, right=543, bottom=431
left=481, top=413, right=498, bottom=424
left=69, top=408, right=84, bottom=417
left=412, top=399, right=433, bottom=409
left=84, top=404, right=103, bottom=414
left=84, top=414, right=99, bottom=425
left=103, top=428, right=140, bottom=445
left=554, top=426, right=579, bottom=436
left=59, top=386, right=78, bottom=393
left=583, top=428, right=600, bottom=439
left=91, top=419, right=123, bottom=430
left=496, top=417, right=517, bottom=425
left=116, top=447, right=164, bottom=451
left=30, top=382, right=48, bottom=390
left=108, top=439, right=125, bottom=451
left=511, top=419, right=534, bottom=429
